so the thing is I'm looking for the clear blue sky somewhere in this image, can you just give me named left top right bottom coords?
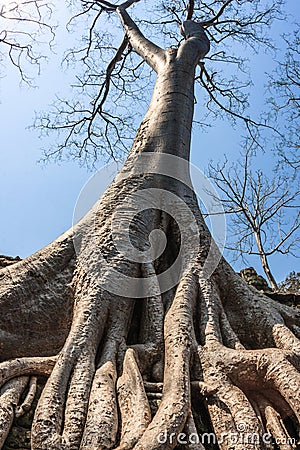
left=0, top=0, right=298, bottom=283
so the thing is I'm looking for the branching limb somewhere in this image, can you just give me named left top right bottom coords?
left=117, top=7, right=166, bottom=73
left=185, top=0, right=195, bottom=21
left=0, top=0, right=55, bottom=83
left=199, top=0, right=234, bottom=27
left=94, top=35, right=129, bottom=114
left=198, top=62, right=279, bottom=145
left=94, top=0, right=167, bottom=74
left=207, top=157, right=299, bottom=291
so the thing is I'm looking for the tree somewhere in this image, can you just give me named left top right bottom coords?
left=31, top=0, right=285, bottom=165
left=1, top=1, right=300, bottom=450
left=208, top=149, right=300, bottom=290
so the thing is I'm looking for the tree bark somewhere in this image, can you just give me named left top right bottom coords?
left=0, top=11, right=299, bottom=450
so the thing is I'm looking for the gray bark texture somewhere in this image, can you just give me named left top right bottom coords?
left=0, top=10, right=299, bottom=450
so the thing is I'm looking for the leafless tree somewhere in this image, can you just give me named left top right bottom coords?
left=208, top=149, right=300, bottom=290
left=1, top=1, right=300, bottom=450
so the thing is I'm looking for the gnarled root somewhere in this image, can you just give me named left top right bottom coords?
left=1, top=246, right=300, bottom=449
left=252, top=393, right=296, bottom=450
left=199, top=344, right=300, bottom=449
left=0, top=377, right=29, bottom=448
left=81, top=360, right=118, bottom=450
left=0, top=356, right=57, bottom=386
left=30, top=282, right=111, bottom=450
left=133, top=270, right=197, bottom=450
left=196, top=269, right=300, bottom=450
left=116, top=348, right=151, bottom=449
left=15, top=376, right=38, bottom=418
left=0, top=356, right=57, bottom=447
left=81, top=295, right=135, bottom=450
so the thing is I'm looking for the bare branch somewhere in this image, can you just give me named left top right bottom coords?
left=200, top=0, right=234, bottom=27
left=185, top=0, right=194, bottom=21
left=0, top=0, right=56, bottom=83
left=198, top=61, right=280, bottom=147
left=117, top=7, right=166, bottom=72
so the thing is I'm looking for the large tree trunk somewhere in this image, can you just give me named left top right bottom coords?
left=0, top=12, right=299, bottom=450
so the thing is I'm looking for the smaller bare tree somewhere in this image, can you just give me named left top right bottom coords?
left=208, top=149, right=300, bottom=290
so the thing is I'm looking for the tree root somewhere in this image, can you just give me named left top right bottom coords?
left=1, top=236, right=300, bottom=449
left=116, top=348, right=151, bottom=449
left=18, top=271, right=110, bottom=449
left=0, top=356, right=57, bottom=386
left=133, top=270, right=197, bottom=450
left=198, top=343, right=300, bottom=449
left=81, top=296, right=134, bottom=450
left=252, top=393, right=295, bottom=450
left=193, top=266, right=300, bottom=449
left=15, top=376, right=38, bottom=418
left=182, top=410, right=206, bottom=449
left=81, top=360, right=118, bottom=450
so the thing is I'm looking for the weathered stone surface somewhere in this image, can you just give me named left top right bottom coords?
left=240, top=267, right=300, bottom=307
left=0, top=256, right=21, bottom=269
left=239, top=267, right=270, bottom=292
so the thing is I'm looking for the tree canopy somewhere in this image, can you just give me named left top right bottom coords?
left=1, top=0, right=293, bottom=161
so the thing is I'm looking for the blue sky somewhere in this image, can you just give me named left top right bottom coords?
left=0, top=0, right=298, bottom=283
